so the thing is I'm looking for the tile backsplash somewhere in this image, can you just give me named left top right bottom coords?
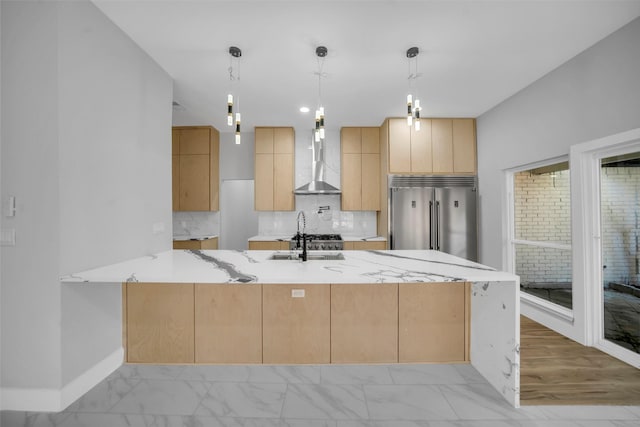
left=257, top=195, right=377, bottom=237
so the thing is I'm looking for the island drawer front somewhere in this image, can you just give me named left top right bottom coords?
left=331, top=283, right=398, bottom=363
left=195, top=284, right=262, bottom=364
left=263, top=284, right=330, bottom=364
left=125, top=282, right=195, bottom=363
left=399, top=282, right=470, bottom=363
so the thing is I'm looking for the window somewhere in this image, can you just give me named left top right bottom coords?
left=511, top=161, right=572, bottom=309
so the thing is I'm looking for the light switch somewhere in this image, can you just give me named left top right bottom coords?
left=291, top=289, right=305, bottom=298
left=1, top=229, right=16, bottom=246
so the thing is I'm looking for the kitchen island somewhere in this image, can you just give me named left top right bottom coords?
left=61, top=249, right=520, bottom=407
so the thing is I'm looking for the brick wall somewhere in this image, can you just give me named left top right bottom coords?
left=514, top=169, right=571, bottom=285
left=600, top=167, right=640, bottom=286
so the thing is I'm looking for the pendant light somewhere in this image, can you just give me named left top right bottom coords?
left=226, top=46, right=242, bottom=144
left=405, top=46, right=422, bottom=131
left=314, top=46, right=327, bottom=143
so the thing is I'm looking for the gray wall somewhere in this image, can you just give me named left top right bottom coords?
left=477, top=17, right=640, bottom=270
left=1, top=0, right=172, bottom=410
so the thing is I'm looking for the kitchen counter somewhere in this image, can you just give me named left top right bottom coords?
left=61, top=249, right=519, bottom=407
left=172, top=234, right=218, bottom=241
left=248, top=235, right=387, bottom=242
left=61, top=249, right=508, bottom=284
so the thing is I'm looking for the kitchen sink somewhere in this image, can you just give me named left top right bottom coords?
left=269, top=251, right=345, bottom=261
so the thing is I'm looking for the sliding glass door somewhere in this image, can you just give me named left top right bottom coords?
left=600, top=152, right=640, bottom=355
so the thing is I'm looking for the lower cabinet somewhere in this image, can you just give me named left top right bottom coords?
left=124, top=281, right=469, bottom=365
left=195, top=284, right=262, bottom=363
left=331, top=283, right=398, bottom=363
left=399, top=282, right=470, bottom=362
left=248, top=240, right=289, bottom=250
left=173, top=237, right=218, bottom=250
left=343, top=240, right=387, bottom=250
left=262, top=284, right=331, bottom=364
left=126, top=282, right=195, bottom=363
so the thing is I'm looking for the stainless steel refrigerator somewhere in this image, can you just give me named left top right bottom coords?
left=389, top=176, right=477, bottom=261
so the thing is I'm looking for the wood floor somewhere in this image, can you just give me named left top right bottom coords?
left=520, top=315, right=640, bottom=405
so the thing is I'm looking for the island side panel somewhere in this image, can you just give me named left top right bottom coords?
left=470, top=280, right=520, bottom=408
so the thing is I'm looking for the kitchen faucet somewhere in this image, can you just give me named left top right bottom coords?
left=295, top=211, right=308, bottom=262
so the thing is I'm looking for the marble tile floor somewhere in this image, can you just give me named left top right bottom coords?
left=2, top=364, right=640, bottom=427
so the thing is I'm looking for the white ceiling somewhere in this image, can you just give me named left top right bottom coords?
left=93, top=0, right=640, bottom=132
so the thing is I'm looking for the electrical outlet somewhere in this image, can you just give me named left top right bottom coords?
left=291, top=289, right=305, bottom=298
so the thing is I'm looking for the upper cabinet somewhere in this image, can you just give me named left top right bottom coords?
left=172, top=126, right=220, bottom=211
left=254, top=127, right=295, bottom=211
left=341, top=127, right=381, bottom=211
left=385, top=118, right=476, bottom=174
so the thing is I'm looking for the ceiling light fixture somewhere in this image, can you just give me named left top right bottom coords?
left=299, top=106, right=310, bottom=113
left=314, top=46, right=328, bottom=143
left=227, top=46, right=242, bottom=144
left=405, top=46, right=422, bottom=131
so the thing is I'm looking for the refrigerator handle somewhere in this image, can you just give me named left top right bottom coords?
left=435, top=200, right=441, bottom=251
left=429, top=200, right=434, bottom=249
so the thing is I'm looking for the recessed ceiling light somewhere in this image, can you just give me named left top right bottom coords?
left=299, top=106, right=310, bottom=113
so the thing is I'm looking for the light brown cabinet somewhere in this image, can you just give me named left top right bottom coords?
left=172, top=126, right=220, bottom=211
left=262, top=284, right=330, bottom=364
left=340, top=127, right=381, bottom=211
left=386, top=118, right=476, bottom=174
left=342, top=240, right=387, bottom=250
left=194, top=284, right=262, bottom=363
left=255, top=127, right=295, bottom=211
left=398, top=282, right=470, bottom=362
left=125, top=282, right=195, bottom=363
left=123, top=281, right=469, bottom=365
left=173, top=237, right=218, bottom=250
left=331, top=283, right=398, bottom=363
left=248, top=240, right=289, bottom=250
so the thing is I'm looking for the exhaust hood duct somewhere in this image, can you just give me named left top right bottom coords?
left=294, top=131, right=341, bottom=195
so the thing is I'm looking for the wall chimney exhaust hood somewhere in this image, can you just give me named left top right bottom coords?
left=294, top=132, right=341, bottom=195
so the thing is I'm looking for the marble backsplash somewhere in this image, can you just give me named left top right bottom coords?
left=257, top=195, right=377, bottom=237
left=173, top=211, right=220, bottom=238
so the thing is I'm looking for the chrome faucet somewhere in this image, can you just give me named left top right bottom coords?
left=295, top=211, right=308, bottom=261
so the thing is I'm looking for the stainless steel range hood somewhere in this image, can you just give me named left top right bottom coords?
left=294, top=132, right=341, bottom=195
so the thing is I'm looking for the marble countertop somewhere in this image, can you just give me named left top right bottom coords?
left=60, top=249, right=517, bottom=285
left=247, top=235, right=387, bottom=242
left=173, top=234, right=218, bottom=241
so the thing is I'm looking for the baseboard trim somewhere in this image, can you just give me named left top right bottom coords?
left=0, top=347, right=123, bottom=412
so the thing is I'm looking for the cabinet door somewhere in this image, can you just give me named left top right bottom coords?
left=126, top=283, right=194, bottom=363
left=200, top=237, right=218, bottom=249
left=274, top=153, right=294, bottom=211
left=361, top=127, right=380, bottom=154
left=274, top=127, right=294, bottom=153
left=341, top=127, right=362, bottom=153
left=388, top=119, right=411, bottom=173
left=263, top=284, right=330, bottom=364
left=179, top=155, right=210, bottom=211
left=399, top=282, right=468, bottom=362
left=195, top=284, right=262, bottom=363
left=248, top=241, right=283, bottom=250
left=180, top=128, right=210, bottom=155
left=173, top=240, right=200, bottom=250
left=410, top=119, right=433, bottom=173
left=432, top=119, right=454, bottom=173
left=352, top=240, right=387, bottom=250
left=209, top=128, right=220, bottom=211
left=452, top=119, right=476, bottom=173
left=341, top=153, right=362, bottom=211
left=255, top=153, right=274, bottom=211
left=331, top=284, right=398, bottom=363
left=361, top=153, right=380, bottom=210
left=255, top=127, right=274, bottom=153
